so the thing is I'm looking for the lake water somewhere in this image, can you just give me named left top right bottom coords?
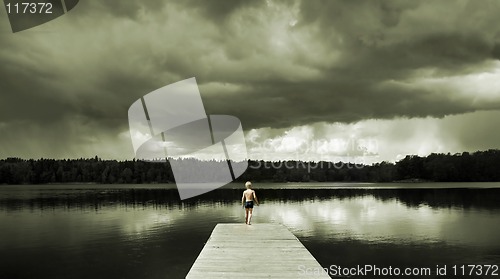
left=1, top=183, right=500, bottom=278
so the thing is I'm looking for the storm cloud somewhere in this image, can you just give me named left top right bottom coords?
left=1, top=0, right=500, bottom=160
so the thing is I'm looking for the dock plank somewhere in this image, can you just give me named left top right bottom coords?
left=186, top=223, right=330, bottom=278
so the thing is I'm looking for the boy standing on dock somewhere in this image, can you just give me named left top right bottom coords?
left=242, top=181, right=259, bottom=225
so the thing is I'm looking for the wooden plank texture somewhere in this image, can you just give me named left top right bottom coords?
left=186, top=223, right=330, bottom=278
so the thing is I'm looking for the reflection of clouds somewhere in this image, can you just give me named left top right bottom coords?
left=317, top=205, right=347, bottom=225
left=0, top=202, right=239, bottom=250
left=257, top=197, right=500, bottom=247
left=120, top=211, right=181, bottom=236
left=275, top=208, right=306, bottom=228
left=119, top=203, right=241, bottom=237
left=3, top=193, right=500, bottom=251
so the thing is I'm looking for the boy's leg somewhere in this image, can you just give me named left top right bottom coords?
left=248, top=208, right=253, bottom=225
left=245, top=208, right=249, bottom=224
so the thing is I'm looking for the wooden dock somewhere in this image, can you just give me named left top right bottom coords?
left=186, top=223, right=330, bottom=278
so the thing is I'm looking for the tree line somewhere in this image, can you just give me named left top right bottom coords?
left=1, top=149, right=500, bottom=184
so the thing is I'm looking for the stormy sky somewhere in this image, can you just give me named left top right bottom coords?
left=1, top=0, right=500, bottom=163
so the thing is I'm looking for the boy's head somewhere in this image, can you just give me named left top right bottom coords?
left=245, top=181, right=252, bottom=189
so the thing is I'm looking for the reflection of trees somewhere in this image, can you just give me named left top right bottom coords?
left=1, top=188, right=499, bottom=211
left=259, top=188, right=500, bottom=210
left=367, top=188, right=500, bottom=209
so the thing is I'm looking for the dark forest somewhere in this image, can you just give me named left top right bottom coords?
left=1, top=149, right=500, bottom=184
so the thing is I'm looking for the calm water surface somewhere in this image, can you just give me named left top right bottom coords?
left=1, top=183, right=499, bottom=278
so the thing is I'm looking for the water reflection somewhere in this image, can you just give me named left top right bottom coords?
left=2, top=187, right=500, bottom=210
left=0, top=186, right=499, bottom=278
left=255, top=197, right=500, bottom=248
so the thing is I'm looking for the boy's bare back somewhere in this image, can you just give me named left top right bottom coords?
left=243, top=189, right=256, bottom=202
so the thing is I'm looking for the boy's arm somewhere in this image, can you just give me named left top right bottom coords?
left=242, top=192, right=245, bottom=206
left=253, top=191, right=259, bottom=206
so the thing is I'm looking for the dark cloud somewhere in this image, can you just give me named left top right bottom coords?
left=71, top=0, right=167, bottom=19
left=0, top=53, right=73, bottom=123
left=181, top=0, right=265, bottom=22
left=1, top=0, right=500, bottom=159
left=297, top=0, right=500, bottom=74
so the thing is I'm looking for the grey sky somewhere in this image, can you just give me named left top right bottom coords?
left=1, top=0, right=500, bottom=162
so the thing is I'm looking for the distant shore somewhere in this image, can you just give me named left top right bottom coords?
left=2, top=150, right=500, bottom=184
